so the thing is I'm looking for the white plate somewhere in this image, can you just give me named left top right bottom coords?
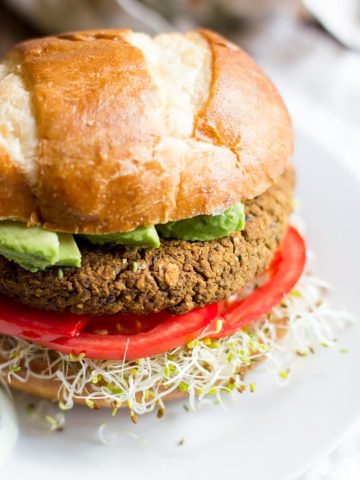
left=2, top=132, right=360, bottom=480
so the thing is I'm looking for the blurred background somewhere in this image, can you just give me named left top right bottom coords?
left=0, top=0, right=358, bottom=178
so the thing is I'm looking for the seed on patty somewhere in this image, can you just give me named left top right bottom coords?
left=0, top=168, right=295, bottom=316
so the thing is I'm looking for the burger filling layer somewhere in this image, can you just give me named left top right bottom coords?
left=0, top=168, right=295, bottom=316
left=0, top=202, right=245, bottom=271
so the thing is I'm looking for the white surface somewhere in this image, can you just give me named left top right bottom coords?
left=0, top=388, right=18, bottom=465
left=303, top=0, right=360, bottom=51
left=304, top=420, right=360, bottom=480
left=0, top=132, right=359, bottom=479
left=239, top=18, right=360, bottom=476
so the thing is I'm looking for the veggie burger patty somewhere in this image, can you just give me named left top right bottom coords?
left=0, top=168, right=294, bottom=316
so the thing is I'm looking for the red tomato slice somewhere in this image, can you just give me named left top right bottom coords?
left=0, top=296, right=88, bottom=342
left=83, top=311, right=178, bottom=336
left=37, top=302, right=222, bottom=360
left=0, top=227, right=306, bottom=360
left=209, top=226, right=306, bottom=337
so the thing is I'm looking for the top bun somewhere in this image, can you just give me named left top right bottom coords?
left=0, top=29, right=293, bottom=234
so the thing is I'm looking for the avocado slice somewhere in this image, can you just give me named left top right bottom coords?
left=56, top=233, right=81, bottom=267
left=81, top=225, right=160, bottom=248
left=0, top=222, right=82, bottom=272
left=156, top=202, right=245, bottom=241
left=0, top=221, right=60, bottom=272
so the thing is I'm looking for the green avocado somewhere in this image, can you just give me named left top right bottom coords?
left=0, top=221, right=60, bottom=272
left=156, top=202, right=245, bottom=241
left=56, top=233, right=82, bottom=267
left=81, top=225, right=160, bottom=248
left=0, top=222, right=81, bottom=272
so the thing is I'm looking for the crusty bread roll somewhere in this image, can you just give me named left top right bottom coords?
left=0, top=29, right=293, bottom=234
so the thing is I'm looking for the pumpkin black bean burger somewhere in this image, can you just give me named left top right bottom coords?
left=0, top=29, right=306, bottom=416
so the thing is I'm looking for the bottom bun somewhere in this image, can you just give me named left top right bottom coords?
left=4, top=372, right=187, bottom=407
left=1, top=317, right=288, bottom=409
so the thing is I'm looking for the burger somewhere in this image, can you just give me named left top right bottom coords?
left=0, top=28, right=308, bottom=418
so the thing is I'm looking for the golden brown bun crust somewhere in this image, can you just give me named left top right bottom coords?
left=0, top=147, right=36, bottom=220
left=1, top=319, right=287, bottom=408
left=195, top=30, right=293, bottom=199
left=0, top=29, right=293, bottom=234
